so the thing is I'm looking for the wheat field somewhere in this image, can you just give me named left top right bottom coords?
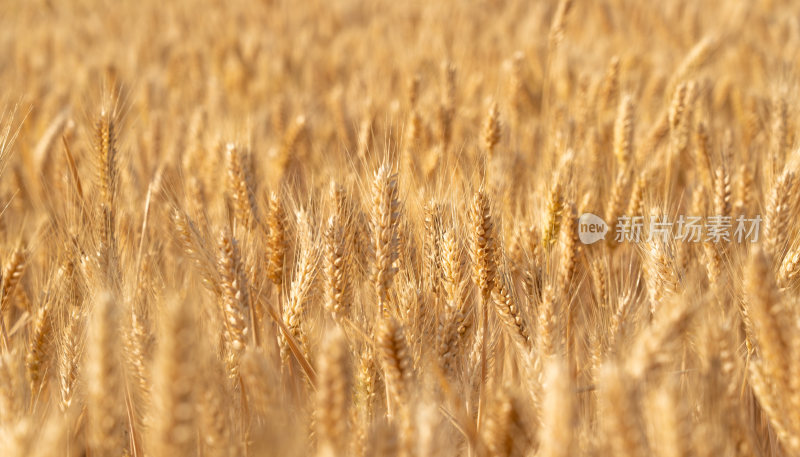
left=2, top=0, right=800, bottom=455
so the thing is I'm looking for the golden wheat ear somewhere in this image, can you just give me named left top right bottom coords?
left=314, top=329, right=351, bottom=457
left=279, top=209, right=317, bottom=369
left=216, top=229, right=250, bottom=378
left=58, top=306, right=82, bottom=413
left=482, top=102, right=501, bottom=162
left=323, top=214, right=352, bottom=324
left=597, top=362, right=648, bottom=457
left=86, top=292, right=126, bottom=457
left=613, top=95, right=635, bottom=170
left=764, top=170, right=795, bottom=261
left=226, top=143, right=260, bottom=231
left=25, top=294, right=53, bottom=403
left=371, top=164, right=400, bottom=314
left=538, top=358, right=576, bottom=457
left=376, top=315, right=415, bottom=456
left=150, top=296, right=198, bottom=456
left=266, top=191, right=288, bottom=293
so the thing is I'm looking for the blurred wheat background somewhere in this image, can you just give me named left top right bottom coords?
left=1, top=0, right=800, bottom=455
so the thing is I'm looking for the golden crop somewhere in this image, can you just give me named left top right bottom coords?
left=1, top=0, right=799, bottom=456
